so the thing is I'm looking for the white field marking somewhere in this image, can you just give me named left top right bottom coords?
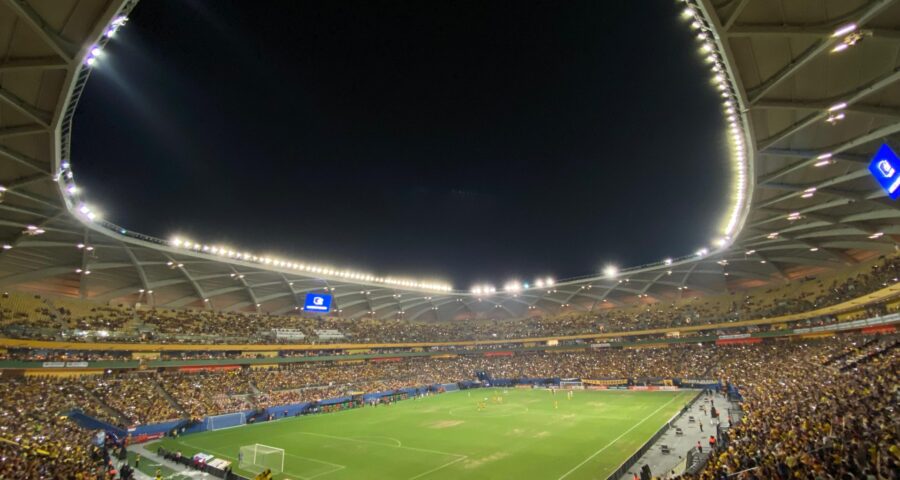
left=605, top=391, right=703, bottom=479
left=557, top=393, right=686, bottom=480
left=351, top=435, right=403, bottom=447
left=300, top=458, right=345, bottom=480
left=447, top=403, right=529, bottom=418
left=180, top=441, right=345, bottom=480
left=284, top=452, right=346, bottom=471
left=298, top=431, right=466, bottom=460
left=407, top=455, right=468, bottom=480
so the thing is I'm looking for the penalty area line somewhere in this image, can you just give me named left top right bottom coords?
left=556, top=393, right=685, bottom=480
left=407, top=455, right=468, bottom=480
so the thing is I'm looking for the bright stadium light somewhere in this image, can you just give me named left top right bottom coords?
left=683, top=4, right=751, bottom=240
left=832, top=23, right=857, bottom=37
left=165, top=233, right=453, bottom=292
left=505, top=281, right=522, bottom=292
left=602, top=265, right=618, bottom=278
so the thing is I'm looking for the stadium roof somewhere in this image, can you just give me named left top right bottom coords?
left=0, top=0, right=897, bottom=321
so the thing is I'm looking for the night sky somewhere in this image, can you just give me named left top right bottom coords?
left=72, top=0, right=728, bottom=288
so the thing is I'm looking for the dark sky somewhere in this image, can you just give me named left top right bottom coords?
left=72, top=0, right=728, bottom=288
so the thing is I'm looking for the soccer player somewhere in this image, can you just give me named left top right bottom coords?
left=554, top=400, right=559, bottom=409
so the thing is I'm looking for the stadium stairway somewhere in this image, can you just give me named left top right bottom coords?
left=248, top=380, right=262, bottom=395
left=121, top=315, right=146, bottom=336
left=80, top=385, right=132, bottom=427
left=127, top=442, right=187, bottom=480
left=151, top=377, right=189, bottom=418
left=616, top=393, right=738, bottom=480
left=823, top=337, right=879, bottom=366
left=839, top=339, right=899, bottom=371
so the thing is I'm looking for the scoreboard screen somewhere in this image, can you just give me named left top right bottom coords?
left=303, top=293, right=333, bottom=313
left=868, top=143, right=900, bottom=200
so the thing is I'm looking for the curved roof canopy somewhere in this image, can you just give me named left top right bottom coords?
left=0, top=0, right=897, bottom=321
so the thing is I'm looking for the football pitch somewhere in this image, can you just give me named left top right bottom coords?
left=153, top=389, right=694, bottom=480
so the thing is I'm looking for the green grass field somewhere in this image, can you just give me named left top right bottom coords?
left=153, top=389, right=694, bottom=480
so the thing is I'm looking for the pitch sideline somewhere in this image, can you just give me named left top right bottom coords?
left=556, top=392, right=687, bottom=480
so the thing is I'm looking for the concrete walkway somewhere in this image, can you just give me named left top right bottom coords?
left=616, top=392, right=738, bottom=480
left=128, top=442, right=219, bottom=479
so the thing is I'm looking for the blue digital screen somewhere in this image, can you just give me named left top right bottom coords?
left=303, top=293, right=333, bottom=313
left=868, top=143, right=900, bottom=200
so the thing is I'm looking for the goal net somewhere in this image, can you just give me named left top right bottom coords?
left=559, top=379, right=584, bottom=389
left=239, top=444, right=285, bottom=474
left=206, top=411, right=246, bottom=431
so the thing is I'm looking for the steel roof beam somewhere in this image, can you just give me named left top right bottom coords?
left=0, top=266, right=74, bottom=286
left=161, top=253, right=207, bottom=306
left=755, top=100, right=900, bottom=120
left=409, top=297, right=460, bottom=321
left=773, top=233, right=858, bottom=265
left=729, top=25, right=900, bottom=40
left=0, top=56, right=68, bottom=72
left=746, top=0, right=897, bottom=105
left=3, top=0, right=78, bottom=61
left=0, top=125, right=46, bottom=139
left=760, top=121, right=900, bottom=184
left=761, top=148, right=869, bottom=163
left=758, top=66, right=900, bottom=152
left=91, top=284, right=143, bottom=302
left=279, top=274, right=303, bottom=312
left=227, top=265, right=259, bottom=308
left=754, top=173, right=876, bottom=214
left=0, top=87, right=52, bottom=128
left=722, top=0, right=752, bottom=31
left=0, top=143, right=49, bottom=173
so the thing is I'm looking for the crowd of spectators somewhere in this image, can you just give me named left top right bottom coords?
left=0, top=376, right=109, bottom=479
left=2, top=257, right=898, bottom=347
left=688, top=339, right=898, bottom=479
left=157, top=369, right=253, bottom=420
left=84, top=376, right=180, bottom=427
left=0, top=333, right=896, bottom=478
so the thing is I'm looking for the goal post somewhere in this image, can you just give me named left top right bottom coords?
left=239, top=444, right=285, bottom=474
left=559, top=378, right=584, bottom=389
left=206, top=411, right=246, bottom=431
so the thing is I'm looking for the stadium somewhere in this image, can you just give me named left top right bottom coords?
left=0, top=0, right=898, bottom=479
